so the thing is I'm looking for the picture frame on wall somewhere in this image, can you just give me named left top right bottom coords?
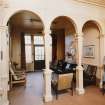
left=83, top=45, right=95, bottom=58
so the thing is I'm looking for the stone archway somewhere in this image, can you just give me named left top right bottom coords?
left=82, top=20, right=102, bottom=88
left=8, top=10, right=45, bottom=71
left=50, top=16, right=77, bottom=62
left=0, top=9, right=46, bottom=105
left=49, top=15, right=84, bottom=96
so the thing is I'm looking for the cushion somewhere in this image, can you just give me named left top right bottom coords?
left=65, top=63, right=70, bottom=69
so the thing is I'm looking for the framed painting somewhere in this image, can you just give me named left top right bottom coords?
left=83, top=45, right=95, bottom=58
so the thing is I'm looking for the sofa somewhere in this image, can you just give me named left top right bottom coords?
left=50, top=60, right=77, bottom=99
left=83, top=64, right=97, bottom=87
left=50, top=60, right=77, bottom=74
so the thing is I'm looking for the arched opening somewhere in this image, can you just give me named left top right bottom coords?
left=50, top=16, right=77, bottom=97
left=82, top=20, right=101, bottom=87
left=50, top=16, right=77, bottom=63
left=7, top=10, right=45, bottom=105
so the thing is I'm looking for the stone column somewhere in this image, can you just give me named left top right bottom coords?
left=0, top=26, right=9, bottom=105
left=99, top=34, right=105, bottom=88
left=76, top=34, right=85, bottom=95
left=43, top=29, right=53, bottom=102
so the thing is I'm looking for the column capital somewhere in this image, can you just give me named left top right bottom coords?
left=44, top=27, right=51, bottom=35
left=76, top=65, right=84, bottom=71
left=0, top=26, right=8, bottom=31
left=45, top=34, right=52, bottom=46
left=75, top=33, right=83, bottom=38
left=100, top=34, right=105, bottom=37
left=97, top=34, right=105, bottom=39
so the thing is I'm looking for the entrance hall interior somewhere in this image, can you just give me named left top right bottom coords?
left=1, top=1, right=105, bottom=105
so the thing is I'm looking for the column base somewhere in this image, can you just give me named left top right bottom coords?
left=99, top=81, right=103, bottom=88
left=76, top=88, right=85, bottom=95
left=2, top=100, right=9, bottom=105
left=44, top=95, right=53, bottom=102
left=43, top=69, right=53, bottom=102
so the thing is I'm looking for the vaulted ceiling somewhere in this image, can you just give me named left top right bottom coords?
left=75, top=0, right=105, bottom=7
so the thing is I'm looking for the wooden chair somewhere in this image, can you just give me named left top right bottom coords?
left=9, top=62, right=26, bottom=89
left=51, top=73, right=74, bottom=99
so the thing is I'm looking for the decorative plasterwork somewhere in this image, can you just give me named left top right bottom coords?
left=0, top=0, right=9, bottom=8
left=75, top=0, right=105, bottom=8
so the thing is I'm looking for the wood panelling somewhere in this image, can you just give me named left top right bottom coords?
left=52, top=29, right=65, bottom=61
left=21, top=32, right=26, bottom=69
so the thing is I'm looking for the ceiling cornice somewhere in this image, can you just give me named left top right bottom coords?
left=74, top=0, right=105, bottom=8
left=0, top=0, right=9, bottom=8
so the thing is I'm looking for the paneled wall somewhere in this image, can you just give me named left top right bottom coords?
left=52, top=29, right=65, bottom=61
left=10, top=29, right=21, bottom=68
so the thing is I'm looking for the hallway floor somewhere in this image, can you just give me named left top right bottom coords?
left=45, top=86, right=105, bottom=105
left=9, top=72, right=44, bottom=105
left=9, top=72, right=105, bottom=105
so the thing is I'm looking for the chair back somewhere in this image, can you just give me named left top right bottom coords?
left=103, top=72, right=105, bottom=82
left=58, top=73, right=73, bottom=90
left=9, top=63, right=18, bottom=80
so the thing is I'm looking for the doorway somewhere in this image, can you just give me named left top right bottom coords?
left=34, top=35, right=45, bottom=70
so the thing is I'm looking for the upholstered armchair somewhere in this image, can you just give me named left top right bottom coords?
left=51, top=72, right=74, bottom=99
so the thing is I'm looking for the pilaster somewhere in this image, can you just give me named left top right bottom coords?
left=99, top=34, right=105, bottom=88
left=0, top=26, right=9, bottom=105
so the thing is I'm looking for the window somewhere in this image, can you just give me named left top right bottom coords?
left=34, top=36, right=44, bottom=45
left=25, top=35, right=32, bottom=63
left=34, top=36, right=44, bottom=60
left=25, top=35, right=31, bottom=44
left=25, top=45, right=32, bottom=63
left=35, top=46, right=44, bottom=60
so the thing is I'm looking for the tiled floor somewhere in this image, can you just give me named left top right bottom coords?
left=9, top=72, right=105, bottom=105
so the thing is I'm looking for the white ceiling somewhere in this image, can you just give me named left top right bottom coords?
left=9, top=11, right=44, bottom=31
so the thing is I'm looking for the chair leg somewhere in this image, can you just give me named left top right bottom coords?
left=103, top=88, right=105, bottom=95
left=72, top=87, right=73, bottom=96
left=55, top=83, right=58, bottom=99
left=10, top=82, right=13, bottom=89
left=71, top=79, right=74, bottom=96
left=10, top=75, right=13, bottom=89
left=55, top=89, right=58, bottom=100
